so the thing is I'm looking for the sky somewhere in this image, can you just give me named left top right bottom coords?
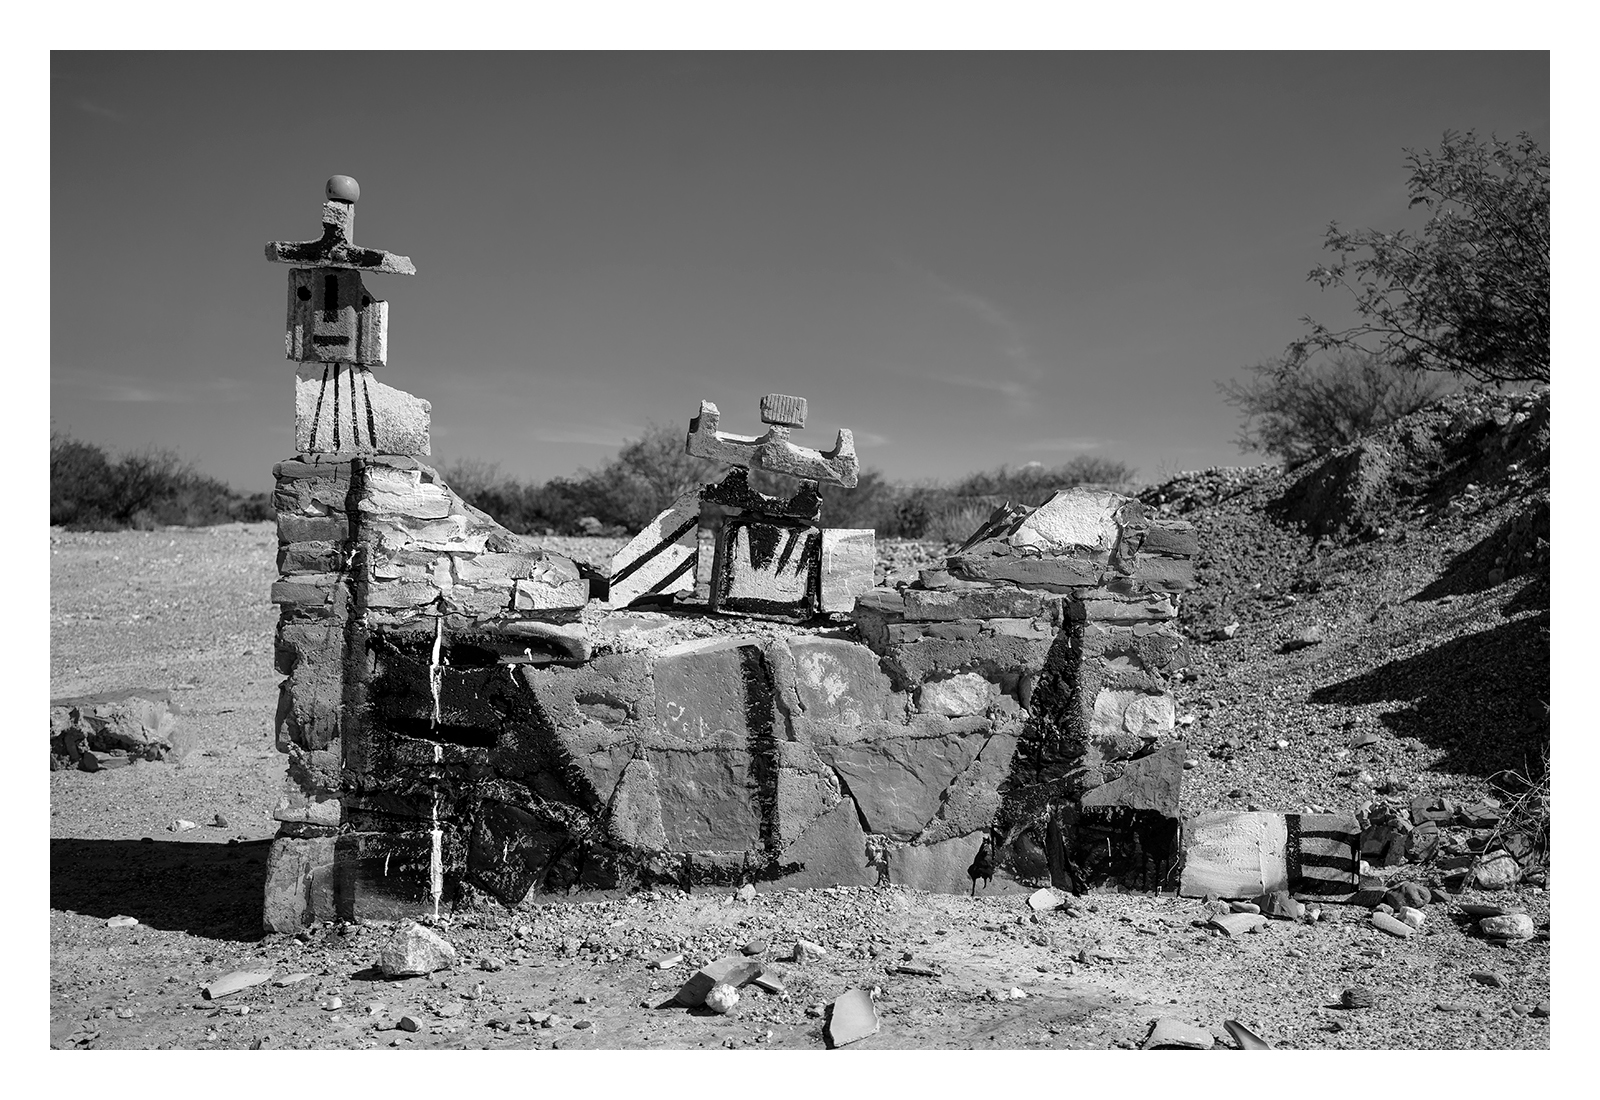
left=50, top=51, right=1549, bottom=493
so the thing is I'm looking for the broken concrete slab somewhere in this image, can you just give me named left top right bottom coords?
left=825, top=989, right=880, bottom=1048
left=1207, top=912, right=1267, bottom=936
left=676, top=957, right=765, bottom=1007
left=1180, top=811, right=1359, bottom=900
left=819, top=528, right=876, bottom=613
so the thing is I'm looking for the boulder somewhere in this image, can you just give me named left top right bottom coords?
left=1478, top=913, right=1535, bottom=942
left=50, top=688, right=189, bottom=766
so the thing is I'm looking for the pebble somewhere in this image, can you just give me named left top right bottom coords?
left=793, top=939, right=827, bottom=963
left=105, top=916, right=138, bottom=929
left=1532, top=1000, right=1550, bottom=1018
left=573, top=1019, right=593, bottom=1030
left=1342, top=987, right=1376, bottom=1009
left=212, top=813, right=230, bottom=828
left=479, top=956, right=505, bottom=972
left=1400, top=906, right=1426, bottom=930
left=1470, top=971, right=1507, bottom=989
left=741, top=937, right=768, bottom=957
left=650, top=952, right=684, bottom=970
left=397, top=1015, right=423, bottom=1033
left=169, top=819, right=198, bottom=832
left=203, top=970, right=273, bottom=999
left=322, top=997, right=343, bottom=1011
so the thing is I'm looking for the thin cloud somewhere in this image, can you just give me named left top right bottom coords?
left=75, top=99, right=124, bottom=121
left=1027, top=436, right=1110, bottom=452
left=893, top=259, right=1048, bottom=412
left=57, top=370, right=247, bottom=403
left=851, top=431, right=890, bottom=448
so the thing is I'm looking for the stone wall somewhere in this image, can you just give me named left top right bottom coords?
left=264, top=457, right=1202, bottom=929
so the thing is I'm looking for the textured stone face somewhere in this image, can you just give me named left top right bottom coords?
left=819, top=528, right=876, bottom=612
left=818, top=733, right=984, bottom=840
left=714, top=519, right=819, bottom=617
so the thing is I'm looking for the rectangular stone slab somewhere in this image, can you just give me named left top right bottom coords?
left=608, top=489, right=701, bottom=607
left=819, top=529, right=876, bottom=612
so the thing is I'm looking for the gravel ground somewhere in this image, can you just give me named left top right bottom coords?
left=48, top=390, right=1551, bottom=1049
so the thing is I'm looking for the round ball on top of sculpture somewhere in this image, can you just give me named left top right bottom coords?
left=326, top=175, right=361, bottom=203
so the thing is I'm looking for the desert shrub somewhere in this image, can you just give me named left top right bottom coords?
left=1221, top=351, right=1445, bottom=468
left=50, top=429, right=269, bottom=530
left=1291, top=130, right=1548, bottom=385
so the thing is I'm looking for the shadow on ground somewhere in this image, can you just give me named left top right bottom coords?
left=1310, top=612, right=1548, bottom=779
left=51, top=838, right=269, bottom=942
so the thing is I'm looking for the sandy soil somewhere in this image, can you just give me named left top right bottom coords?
left=48, top=522, right=1550, bottom=1050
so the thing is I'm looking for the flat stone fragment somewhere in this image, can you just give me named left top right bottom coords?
left=1207, top=912, right=1267, bottom=937
left=608, top=489, right=701, bottom=607
left=675, top=957, right=765, bottom=1007
left=819, top=529, right=877, bottom=612
left=752, top=970, right=786, bottom=994
left=295, top=363, right=430, bottom=456
left=203, top=971, right=274, bottom=999
left=1144, top=1017, right=1215, bottom=1049
left=376, top=921, right=458, bottom=977
left=825, top=989, right=880, bottom=1048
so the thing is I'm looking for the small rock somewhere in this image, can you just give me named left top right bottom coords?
left=436, top=1002, right=463, bottom=1018
left=1183, top=758, right=1198, bottom=769
left=793, top=939, right=827, bottom=963
left=1436, top=1001, right=1469, bottom=1013
left=741, top=937, right=768, bottom=957
left=212, top=813, right=230, bottom=828
left=752, top=970, right=786, bottom=994
left=736, top=884, right=757, bottom=903
left=1144, top=1017, right=1215, bottom=1049
left=1028, top=887, right=1065, bottom=912
left=1479, top=913, right=1535, bottom=942
left=1470, top=971, right=1508, bottom=988
left=1471, top=852, right=1522, bottom=890
left=272, top=973, right=310, bottom=987
left=573, top=1019, right=593, bottom=1030
left=377, top=921, right=457, bottom=978
left=1284, top=624, right=1324, bottom=650
left=397, top=1015, right=423, bottom=1033
left=649, top=952, right=684, bottom=970
left=105, top=916, right=139, bottom=929
left=1400, top=906, right=1426, bottom=930
left=1371, top=912, right=1414, bottom=938
left=479, top=956, right=505, bottom=972
left=169, top=819, right=198, bottom=833
left=704, top=983, right=740, bottom=1014
left=1228, top=901, right=1261, bottom=914
left=1532, top=1000, right=1550, bottom=1018
left=321, top=997, right=343, bottom=1011
left=1342, top=987, right=1376, bottom=1009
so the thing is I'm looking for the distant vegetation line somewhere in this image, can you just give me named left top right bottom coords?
left=48, top=423, right=1137, bottom=538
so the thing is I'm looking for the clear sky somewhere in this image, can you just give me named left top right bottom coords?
left=50, top=51, right=1548, bottom=493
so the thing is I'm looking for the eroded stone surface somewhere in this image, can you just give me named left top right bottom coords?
left=295, top=364, right=430, bottom=456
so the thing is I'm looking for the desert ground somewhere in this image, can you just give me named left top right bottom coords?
left=50, top=387, right=1551, bottom=1052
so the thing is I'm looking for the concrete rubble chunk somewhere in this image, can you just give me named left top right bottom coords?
left=376, top=921, right=458, bottom=977
left=1144, top=1017, right=1215, bottom=1049
left=675, top=956, right=765, bottom=1007
left=825, top=989, right=880, bottom=1048
left=760, top=393, right=808, bottom=427
left=203, top=971, right=274, bottom=1000
left=820, top=528, right=877, bottom=612
left=50, top=688, right=189, bottom=765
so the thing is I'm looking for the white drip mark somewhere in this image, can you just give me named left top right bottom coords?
left=427, top=615, right=445, bottom=920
